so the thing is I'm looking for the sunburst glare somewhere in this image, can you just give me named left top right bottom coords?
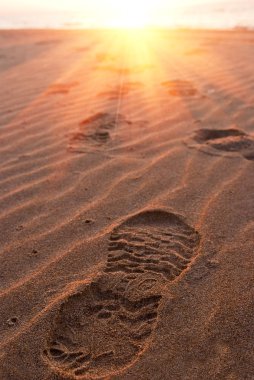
left=104, top=0, right=157, bottom=28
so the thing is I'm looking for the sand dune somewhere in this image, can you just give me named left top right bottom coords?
left=0, top=29, right=253, bottom=380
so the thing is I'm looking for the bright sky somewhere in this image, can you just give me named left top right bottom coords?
left=2, top=0, right=231, bottom=28
left=2, top=0, right=205, bottom=11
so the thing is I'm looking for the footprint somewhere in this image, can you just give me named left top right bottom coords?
left=46, top=82, right=79, bottom=95
left=190, top=128, right=254, bottom=161
left=98, top=82, right=143, bottom=100
left=162, top=80, right=198, bottom=96
left=36, top=39, right=61, bottom=45
left=75, top=46, right=91, bottom=53
left=96, top=52, right=117, bottom=63
left=44, top=210, right=200, bottom=379
left=69, top=112, right=132, bottom=153
left=185, top=48, right=207, bottom=56
left=97, top=88, right=129, bottom=100
left=97, top=64, right=153, bottom=74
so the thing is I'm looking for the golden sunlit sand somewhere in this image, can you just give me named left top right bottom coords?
left=0, top=26, right=254, bottom=380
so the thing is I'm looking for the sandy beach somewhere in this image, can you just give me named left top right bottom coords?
left=0, top=29, right=253, bottom=379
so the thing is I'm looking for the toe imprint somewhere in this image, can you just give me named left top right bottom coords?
left=44, top=210, right=200, bottom=379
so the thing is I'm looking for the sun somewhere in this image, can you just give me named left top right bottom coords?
left=107, top=0, right=156, bottom=28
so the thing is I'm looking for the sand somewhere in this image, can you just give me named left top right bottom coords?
left=0, top=29, right=253, bottom=380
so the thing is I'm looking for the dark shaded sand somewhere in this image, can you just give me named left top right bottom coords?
left=0, top=29, right=254, bottom=380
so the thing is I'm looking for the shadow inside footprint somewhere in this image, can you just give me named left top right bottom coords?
left=162, top=80, right=198, bottom=96
left=192, top=128, right=254, bottom=161
left=44, top=210, right=200, bottom=379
